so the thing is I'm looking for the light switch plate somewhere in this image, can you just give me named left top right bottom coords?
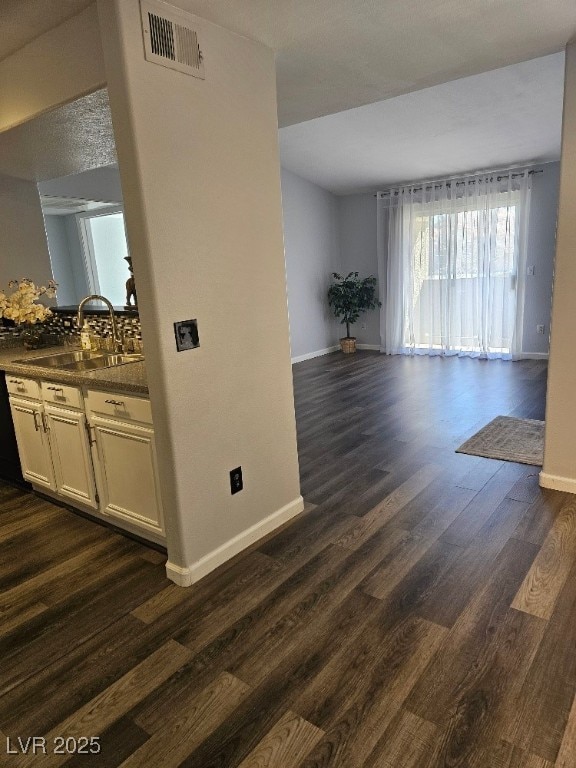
left=174, top=319, right=199, bottom=351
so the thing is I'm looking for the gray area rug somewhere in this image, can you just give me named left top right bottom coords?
left=456, top=416, right=545, bottom=466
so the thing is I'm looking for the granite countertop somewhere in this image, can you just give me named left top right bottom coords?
left=0, top=344, right=149, bottom=395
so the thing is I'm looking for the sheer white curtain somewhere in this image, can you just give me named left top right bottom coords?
left=377, top=171, right=532, bottom=360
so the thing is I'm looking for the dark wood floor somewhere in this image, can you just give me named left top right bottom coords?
left=1, top=351, right=574, bottom=767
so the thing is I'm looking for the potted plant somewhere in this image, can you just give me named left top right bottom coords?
left=0, top=278, right=57, bottom=349
left=328, top=272, right=381, bottom=354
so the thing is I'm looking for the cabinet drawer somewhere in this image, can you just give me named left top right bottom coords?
left=86, top=390, right=152, bottom=424
left=41, top=382, right=83, bottom=409
left=6, top=375, right=40, bottom=399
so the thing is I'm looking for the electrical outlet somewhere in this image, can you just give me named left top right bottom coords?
left=230, top=466, right=243, bottom=495
left=537, top=324, right=545, bottom=335
left=527, top=265, right=535, bottom=276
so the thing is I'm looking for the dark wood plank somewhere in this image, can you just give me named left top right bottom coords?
left=292, top=617, right=447, bottom=767
left=62, top=718, right=150, bottom=768
left=237, top=710, right=324, bottom=768
left=503, top=556, right=576, bottom=761
left=440, top=462, right=529, bottom=548
left=2, top=351, right=570, bottom=768
left=405, top=536, right=540, bottom=722
left=363, top=709, right=438, bottom=768
left=7, top=641, right=191, bottom=768
left=513, top=487, right=568, bottom=547
left=0, top=614, right=172, bottom=735
left=512, top=496, right=576, bottom=620
left=555, top=694, right=576, bottom=768
left=0, top=559, right=169, bottom=695
left=417, top=497, right=534, bottom=627
left=176, top=589, right=380, bottom=768
left=122, top=672, right=251, bottom=768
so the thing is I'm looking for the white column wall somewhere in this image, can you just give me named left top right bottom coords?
left=97, top=0, right=302, bottom=584
left=541, top=40, right=576, bottom=492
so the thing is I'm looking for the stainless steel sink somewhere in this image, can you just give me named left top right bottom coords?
left=13, top=350, right=144, bottom=371
left=13, top=350, right=103, bottom=367
left=62, top=353, right=144, bottom=371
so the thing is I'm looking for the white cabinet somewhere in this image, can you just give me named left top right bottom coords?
left=9, top=396, right=55, bottom=490
left=86, top=391, right=164, bottom=537
left=8, top=385, right=95, bottom=506
left=6, top=375, right=164, bottom=542
left=44, top=403, right=98, bottom=509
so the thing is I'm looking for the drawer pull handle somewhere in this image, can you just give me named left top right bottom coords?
left=9, top=379, right=23, bottom=385
left=105, top=399, right=125, bottom=407
left=46, top=386, right=64, bottom=392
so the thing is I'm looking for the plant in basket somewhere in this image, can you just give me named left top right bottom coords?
left=327, top=272, right=381, bottom=354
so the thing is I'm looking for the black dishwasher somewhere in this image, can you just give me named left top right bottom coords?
left=0, top=374, right=29, bottom=488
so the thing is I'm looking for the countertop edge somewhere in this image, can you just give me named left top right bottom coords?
left=0, top=347, right=149, bottom=396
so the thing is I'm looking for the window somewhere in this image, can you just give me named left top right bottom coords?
left=77, top=208, right=130, bottom=307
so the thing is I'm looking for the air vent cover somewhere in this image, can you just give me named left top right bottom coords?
left=140, top=0, right=204, bottom=79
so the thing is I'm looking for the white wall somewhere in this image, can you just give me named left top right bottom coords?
left=98, top=0, right=302, bottom=585
left=38, top=166, right=123, bottom=203
left=337, top=164, right=560, bottom=355
left=0, top=174, right=53, bottom=291
left=44, top=214, right=91, bottom=305
left=541, top=41, right=576, bottom=492
left=281, top=168, right=341, bottom=360
left=64, top=217, right=90, bottom=302
left=522, top=162, right=560, bottom=355
left=338, top=193, right=381, bottom=347
left=0, top=5, right=105, bottom=133
left=44, top=215, right=75, bottom=305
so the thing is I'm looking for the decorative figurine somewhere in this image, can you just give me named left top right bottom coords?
left=124, top=256, right=137, bottom=309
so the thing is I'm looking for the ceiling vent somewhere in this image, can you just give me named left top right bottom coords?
left=140, top=0, right=204, bottom=79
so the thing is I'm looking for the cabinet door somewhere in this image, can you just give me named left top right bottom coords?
left=9, top=397, right=55, bottom=490
left=90, top=415, right=164, bottom=535
left=44, top=405, right=98, bottom=509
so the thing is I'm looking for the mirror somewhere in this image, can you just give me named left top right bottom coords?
left=39, top=167, right=130, bottom=308
left=0, top=88, right=133, bottom=310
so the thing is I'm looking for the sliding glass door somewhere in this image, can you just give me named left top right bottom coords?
left=381, top=172, right=531, bottom=359
left=409, top=196, right=518, bottom=355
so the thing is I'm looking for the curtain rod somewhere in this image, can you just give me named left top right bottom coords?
left=374, top=169, right=543, bottom=198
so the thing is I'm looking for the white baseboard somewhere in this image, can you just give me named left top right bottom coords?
left=291, top=346, right=339, bottom=363
left=539, top=472, right=576, bottom=494
left=166, top=495, right=305, bottom=587
left=291, top=344, right=543, bottom=360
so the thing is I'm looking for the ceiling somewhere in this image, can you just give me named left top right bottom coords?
left=0, top=0, right=93, bottom=63
left=279, top=53, right=565, bottom=194
left=0, top=90, right=116, bottom=182
left=40, top=195, right=117, bottom=215
left=172, top=0, right=576, bottom=126
left=0, top=0, right=574, bottom=127
left=0, top=2, right=570, bottom=192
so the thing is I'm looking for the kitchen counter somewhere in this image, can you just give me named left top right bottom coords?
left=0, top=343, right=149, bottom=395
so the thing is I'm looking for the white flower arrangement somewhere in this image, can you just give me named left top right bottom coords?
left=0, top=278, right=57, bottom=325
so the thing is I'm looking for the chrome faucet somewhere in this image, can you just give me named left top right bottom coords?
left=77, top=295, right=123, bottom=353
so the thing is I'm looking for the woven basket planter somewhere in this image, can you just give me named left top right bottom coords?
left=340, top=337, right=357, bottom=354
